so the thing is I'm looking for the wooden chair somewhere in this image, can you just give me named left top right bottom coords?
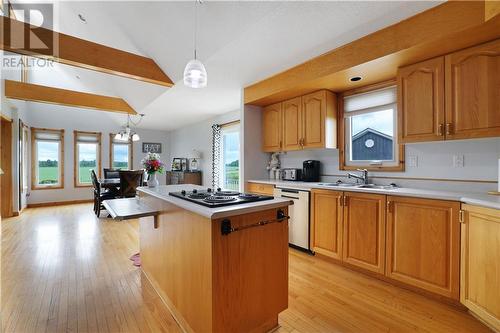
left=91, top=170, right=116, bottom=217
left=103, top=168, right=120, bottom=179
left=118, top=170, right=144, bottom=198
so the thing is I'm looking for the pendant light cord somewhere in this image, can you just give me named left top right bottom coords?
left=193, top=0, right=198, bottom=60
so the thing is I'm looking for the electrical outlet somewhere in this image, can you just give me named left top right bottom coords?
left=453, top=155, right=465, bottom=168
left=408, top=155, right=418, bottom=167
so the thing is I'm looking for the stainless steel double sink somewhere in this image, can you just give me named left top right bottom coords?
left=318, top=182, right=397, bottom=190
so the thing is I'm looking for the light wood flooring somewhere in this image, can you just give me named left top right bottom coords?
left=1, top=204, right=492, bottom=333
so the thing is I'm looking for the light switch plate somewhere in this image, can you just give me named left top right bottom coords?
left=453, top=155, right=465, bottom=168
left=408, top=155, right=418, bottom=167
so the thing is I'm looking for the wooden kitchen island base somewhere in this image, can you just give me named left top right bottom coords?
left=139, top=192, right=289, bottom=333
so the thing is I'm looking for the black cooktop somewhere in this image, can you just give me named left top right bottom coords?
left=169, top=188, right=274, bottom=208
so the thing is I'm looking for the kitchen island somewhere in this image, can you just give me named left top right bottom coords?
left=136, top=185, right=292, bottom=333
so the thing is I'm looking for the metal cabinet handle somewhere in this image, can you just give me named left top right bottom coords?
left=445, top=123, right=452, bottom=135
left=386, top=201, right=393, bottom=213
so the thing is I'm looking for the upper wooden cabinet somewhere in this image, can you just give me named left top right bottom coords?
left=386, top=196, right=460, bottom=300
left=398, top=57, right=445, bottom=143
left=461, top=204, right=500, bottom=332
left=262, top=103, right=282, bottom=152
left=445, top=39, right=500, bottom=140
left=311, top=189, right=343, bottom=260
left=342, top=192, right=386, bottom=275
left=261, top=90, right=337, bottom=152
left=398, top=38, right=500, bottom=143
left=282, top=97, right=303, bottom=151
left=302, top=91, right=337, bottom=149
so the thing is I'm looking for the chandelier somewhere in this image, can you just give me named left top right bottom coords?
left=115, top=114, right=144, bottom=142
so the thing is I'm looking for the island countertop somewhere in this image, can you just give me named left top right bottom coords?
left=137, top=184, right=293, bottom=219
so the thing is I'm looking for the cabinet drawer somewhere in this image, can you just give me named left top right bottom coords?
left=246, top=182, right=275, bottom=195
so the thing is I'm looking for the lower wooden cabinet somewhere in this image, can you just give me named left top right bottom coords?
left=246, top=182, right=275, bottom=195
left=461, top=204, right=500, bottom=332
left=386, top=196, right=460, bottom=300
left=311, top=190, right=463, bottom=301
left=166, top=171, right=202, bottom=185
left=343, top=192, right=386, bottom=274
left=311, top=189, right=343, bottom=260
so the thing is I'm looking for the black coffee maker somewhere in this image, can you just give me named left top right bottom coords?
left=302, top=160, right=320, bottom=182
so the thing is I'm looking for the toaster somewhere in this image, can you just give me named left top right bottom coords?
left=281, top=168, right=302, bottom=181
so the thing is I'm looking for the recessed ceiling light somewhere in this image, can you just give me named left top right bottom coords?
left=349, top=76, right=362, bottom=82
left=78, top=14, right=87, bottom=24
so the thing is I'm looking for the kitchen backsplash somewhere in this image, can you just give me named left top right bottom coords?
left=276, top=137, right=500, bottom=193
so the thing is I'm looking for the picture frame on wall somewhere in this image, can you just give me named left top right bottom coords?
left=172, top=158, right=183, bottom=171
left=142, top=142, right=162, bottom=154
left=181, top=158, right=188, bottom=171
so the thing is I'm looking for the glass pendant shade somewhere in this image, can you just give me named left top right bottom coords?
left=132, top=133, right=140, bottom=142
left=183, top=59, right=207, bottom=88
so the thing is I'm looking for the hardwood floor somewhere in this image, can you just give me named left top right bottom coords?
left=1, top=204, right=492, bottom=333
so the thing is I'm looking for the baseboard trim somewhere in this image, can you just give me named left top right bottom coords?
left=27, top=199, right=93, bottom=208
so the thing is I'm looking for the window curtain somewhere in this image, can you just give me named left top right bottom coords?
left=211, top=124, right=221, bottom=188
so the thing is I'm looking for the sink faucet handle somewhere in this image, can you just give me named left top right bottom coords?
left=356, top=168, right=368, bottom=172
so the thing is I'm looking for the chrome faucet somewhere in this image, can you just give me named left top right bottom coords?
left=348, top=169, right=369, bottom=185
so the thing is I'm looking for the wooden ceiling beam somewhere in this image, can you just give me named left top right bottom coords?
left=5, top=80, right=137, bottom=115
left=244, top=1, right=500, bottom=106
left=0, top=16, right=174, bottom=87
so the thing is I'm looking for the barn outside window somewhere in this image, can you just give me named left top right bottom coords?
left=343, top=86, right=400, bottom=169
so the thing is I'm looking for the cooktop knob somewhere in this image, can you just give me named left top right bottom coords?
left=193, top=189, right=198, bottom=194
left=181, top=190, right=186, bottom=195
left=207, top=188, right=212, bottom=192
left=217, top=187, right=222, bottom=192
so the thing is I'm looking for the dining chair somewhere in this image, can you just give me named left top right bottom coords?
left=118, top=170, right=144, bottom=198
left=91, top=169, right=117, bottom=217
left=103, top=168, right=120, bottom=179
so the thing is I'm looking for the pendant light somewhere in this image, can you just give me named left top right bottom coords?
left=184, top=0, right=207, bottom=88
left=115, top=114, right=143, bottom=142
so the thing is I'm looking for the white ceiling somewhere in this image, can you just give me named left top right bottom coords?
left=19, top=0, right=442, bottom=131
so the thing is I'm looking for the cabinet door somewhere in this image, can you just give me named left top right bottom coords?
left=302, top=91, right=325, bottom=149
left=311, top=189, right=343, bottom=260
left=461, top=204, right=500, bottom=332
left=386, top=196, right=460, bottom=299
left=282, top=97, right=302, bottom=151
left=445, top=39, right=500, bottom=140
left=343, top=192, right=386, bottom=275
left=262, top=103, right=282, bottom=152
left=397, top=57, right=445, bottom=143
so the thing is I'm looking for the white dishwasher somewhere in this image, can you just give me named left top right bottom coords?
left=274, top=187, right=310, bottom=252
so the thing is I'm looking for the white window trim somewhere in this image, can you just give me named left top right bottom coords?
left=344, top=100, right=398, bottom=168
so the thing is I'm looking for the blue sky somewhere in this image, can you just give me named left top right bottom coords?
left=223, top=131, right=239, bottom=164
left=113, top=145, right=129, bottom=162
left=37, top=141, right=59, bottom=161
left=78, top=143, right=97, bottom=161
left=351, top=109, right=393, bottom=136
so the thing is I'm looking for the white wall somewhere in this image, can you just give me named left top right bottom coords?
left=242, top=104, right=268, bottom=184
left=22, top=102, right=170, bottom=204
left=276, top=138, right=500, bottom=193
left=167, top=110, right=240, bottom=187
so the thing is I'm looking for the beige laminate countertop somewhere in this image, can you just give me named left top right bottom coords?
left=247, top=179, right=500, bottom=210
left=138, top=184, right=293, bottom=219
